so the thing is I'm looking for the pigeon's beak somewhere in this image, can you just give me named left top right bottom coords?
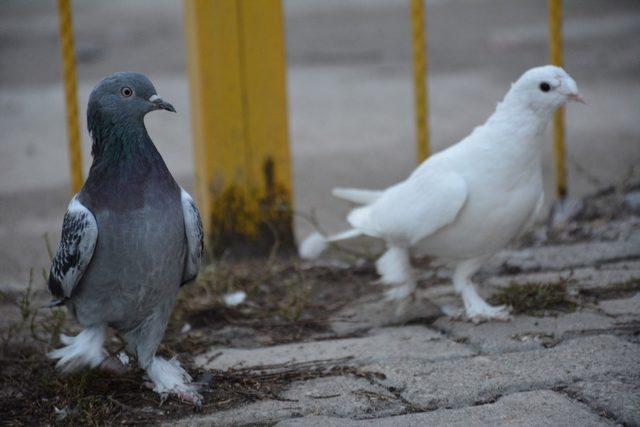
left=149, top=94, right=176, bottom=113
left=567, top=92, right=586, bottom=104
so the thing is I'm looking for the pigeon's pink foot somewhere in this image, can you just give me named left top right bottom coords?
left=98, top=355, right=128, bottom=375
left=177, top=390, right=203, bottom=405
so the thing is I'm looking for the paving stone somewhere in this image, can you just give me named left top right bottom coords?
left=484, top=262, right=640, bottom=292
left=174, top=400, right=299, bottom=427
left=433, top=310, right=619, bottom=354
left=330, top=293, right=442, bottom=336
left=418, top=264, right=640, bottom=320
left=195, top=326, right=474, bottom=370
left=495, top=232, right=640, bottom=272
left=275, top=390, right=611, bottom=427
left=365, top=335, right=639, bottom=409
left=597, top=293, right=640, bottom=321
left=414, top=263, right=640, bottom=319
left=177, top=376, right=405, bottom=426
left=279, top=377, right=404, bottom=420
left=566, top=373, right=640, bottom=426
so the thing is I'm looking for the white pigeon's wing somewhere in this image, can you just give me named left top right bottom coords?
left=48, top=196, right=98, bottom=304
left=347, top=171, right=467, bottom=246
left=180, top=188, right=204, bottom=285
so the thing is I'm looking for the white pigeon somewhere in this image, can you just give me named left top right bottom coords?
left=300, top=65, right=584, bottom=322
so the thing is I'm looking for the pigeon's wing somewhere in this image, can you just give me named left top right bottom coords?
left=180, top=188, right=204, bottom=286
left=347, top=170, right=467, bottom=246
left=48, top=196, right=98, bottom=305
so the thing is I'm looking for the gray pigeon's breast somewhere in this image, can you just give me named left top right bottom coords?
left=71, top=185, right=186, bottom=331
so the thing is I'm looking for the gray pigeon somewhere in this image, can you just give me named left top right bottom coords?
left=47, top=72, right=204, bottom=404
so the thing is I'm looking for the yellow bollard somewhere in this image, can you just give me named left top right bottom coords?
left=410, top=0, right=430, bottom=162
left=548, top=0, right=567, bottom=198
left=57, top=0, right=84, bottom=194
left=184, top=0, right=293, bottom=256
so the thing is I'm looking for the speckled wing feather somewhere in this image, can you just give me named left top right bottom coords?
left=48, top=196, right=98, bottom=305
left=180, top=188, right=203, bottom=286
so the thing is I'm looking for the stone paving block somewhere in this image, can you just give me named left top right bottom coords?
left=174, top=400, right=298, bottom=427
left=418, top=265, right=640, bottom=320
left=433, top=310, right=619, bottom=354
left=177, top=376, right=405, bottom=426
left=330, top=294, right=441, bottom=336
left=598, top=293, right=640, bottom=321
left=275, top=390, right=611, bottom=427
left=195, top=326, right=473, bottom=370
left=366, top=335, right=639, bottom=409
left=484, top=262, right=640, bottom=293
left=412, top=264, right=640, bottom=318
left=495, top=232, right=640, bottom=272
left=565, top=374, right=640, bottom=426
left=280, top=376, right=405, bottom=419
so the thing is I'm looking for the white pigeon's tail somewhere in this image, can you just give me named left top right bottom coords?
left=332, top=187, right=383, bottom=205
left=298, top=229, right=363, bottom=259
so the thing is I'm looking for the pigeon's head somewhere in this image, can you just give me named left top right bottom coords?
left=508, top=65, right=584, bottom=113
left=87, top=72, right=175, bottom=132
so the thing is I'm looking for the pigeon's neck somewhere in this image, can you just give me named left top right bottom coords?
left=89, top=118, right=162, bottom=167
left=490, top=94, right=555, bottom=137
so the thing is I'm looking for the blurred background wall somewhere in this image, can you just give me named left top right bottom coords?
left=0, top=0, right=639, bottom=289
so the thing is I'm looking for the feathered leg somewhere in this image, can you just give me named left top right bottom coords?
left=452, top=258, right=511, bottom=323
left=125, top=310, right=202, bottom=405
left=48, top=325, right=108, bottom=373
left=378, top=246, right=416, bottom=301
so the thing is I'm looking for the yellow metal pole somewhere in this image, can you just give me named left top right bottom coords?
left=184, top=0, right=293, bottom=256
left=549, top=0, right=567, bottom=198
left=410, top=0, right=430, bottom=162
left=57, top=0, right=84, bottom=194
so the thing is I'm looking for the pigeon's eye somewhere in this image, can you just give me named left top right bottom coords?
left=120, top=87, right=134, bottom=97
left=539, top=82, right=551, bottom=92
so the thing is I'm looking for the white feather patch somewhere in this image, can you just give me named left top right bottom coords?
left=48, top=326, right=107, bottom=373
left=223, top=291, right=247, bottom=307
left=375, top=247, right=412, bottom=285
left=117, top=351, right=130, bottom=366
left=147, top=356, right=199, bottom=396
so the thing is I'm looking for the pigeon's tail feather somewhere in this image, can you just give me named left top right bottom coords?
left=332, top=187, right=383, bottom=205
left=299, top=229, right=364, bottom=260
left=48, top=326, right=107, bottom=374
